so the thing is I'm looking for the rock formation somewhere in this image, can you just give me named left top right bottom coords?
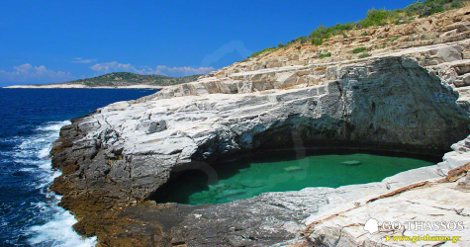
left=50, top=6, right=470, bottom=246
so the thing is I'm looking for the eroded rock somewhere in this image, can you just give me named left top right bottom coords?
left=50, top=35, right=470, bottom=245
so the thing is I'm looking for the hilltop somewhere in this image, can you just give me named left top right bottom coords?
left=67, top=72, right=201, bottom=87
left=4, top=72, right=202, bottom=89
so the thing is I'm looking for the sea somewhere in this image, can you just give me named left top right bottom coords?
left=0, top=88, right=158, bottom=247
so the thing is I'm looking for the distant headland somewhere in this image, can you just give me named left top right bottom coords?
left=3, top=72, right=201, bottom=89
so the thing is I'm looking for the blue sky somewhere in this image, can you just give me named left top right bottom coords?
left=0, top=0, right=417, bottom=86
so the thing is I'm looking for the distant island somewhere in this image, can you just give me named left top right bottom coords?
left=3, top=72, right=202, bottom=89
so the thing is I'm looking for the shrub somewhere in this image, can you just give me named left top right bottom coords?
left=391, top=36, right=401, bottom=42
left=250, top=47, right=278, bottom=58
left=353, top=47, right=367, bottom=53
left=362, top=8, right=393, bottom=27
left=404, top=0, right=459, bottom=16
left=319, top=52, right=332, bottom=59
left=278, top=43, right=284, bottom=48
left=299, top=36, right=309, bottom=43
left=309, top=24, right=327, bottom=39
left=359, top=53, right=371, bottom=58
left=308, top=23, right=356, bottom=46
left=283, top=36, right=309, bottom=47
left=312, top=38, right=323, bottom=46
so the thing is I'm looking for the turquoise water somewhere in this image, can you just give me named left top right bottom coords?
left=157, top=153, right=435, bottom=205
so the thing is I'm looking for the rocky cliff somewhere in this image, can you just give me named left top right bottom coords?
left=50, top=6, right=470, bottom=247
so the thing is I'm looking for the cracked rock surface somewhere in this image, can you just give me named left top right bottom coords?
left=49, top=17, right=470, bottom=246
left=305, top=172, right=470, bottom=247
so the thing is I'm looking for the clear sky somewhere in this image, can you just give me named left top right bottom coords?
left=0, top=0, right=417, bottom=86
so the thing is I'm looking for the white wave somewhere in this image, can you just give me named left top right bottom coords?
left=21, top=120, right=97, bottom=247
left=18, top=138, right=47, bottom=151
left=38, top=146, right=52, bottom=159
left=35, top=121, right=70, bottom=132
left=28, top=208, right=97, bottom=247
left=35, top=171, right=61, bottom=190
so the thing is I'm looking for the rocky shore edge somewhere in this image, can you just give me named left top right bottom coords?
left=49, top=117, right=470, bottom=246
left=48, top=7, right=470, bottom=246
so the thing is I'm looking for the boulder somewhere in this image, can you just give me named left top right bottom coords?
left=436, top=46, right=463, bottom=63
left=147, top=120, right=167, bottom=134
left=463, top=74, right=470, bottom=86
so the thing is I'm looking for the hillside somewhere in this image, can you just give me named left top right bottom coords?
left=205, top=1, right=470, bottom=81
left=66, top=72, right=201, bottom=87
left=248, top=0, right=467, bottom=59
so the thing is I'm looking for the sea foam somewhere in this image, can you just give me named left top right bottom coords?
left=24, top=121, right=97, bottom=247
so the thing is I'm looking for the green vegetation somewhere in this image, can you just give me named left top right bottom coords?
left=359, top=53, right=372, bottom=58
left=318, top=52, right=332, bottom=59
left=312, top=38, right=323, bottom=46
left=353, top=47, right=367, bottom=54
left=66, top=72, right=202, bottom=87
left=249, top=0, right=465, bottom=58
left=391, top=36, right=401, bottom=42
left=250, top=47, right=278, bottom=58
left=284, top=36, right=310, bottom=47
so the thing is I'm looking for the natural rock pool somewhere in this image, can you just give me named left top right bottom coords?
left=154, top=152, right=437, bottom=205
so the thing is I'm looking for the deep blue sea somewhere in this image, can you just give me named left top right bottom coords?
left=0, top=89, right=158, bottom=246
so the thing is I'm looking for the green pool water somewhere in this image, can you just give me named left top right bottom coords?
left=156, top=153, right=436, bottom=205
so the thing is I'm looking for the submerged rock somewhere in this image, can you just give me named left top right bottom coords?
left=218, top=189, right=246, bottom=198
left=238, top=180, right=267, bottom=188
left=283, top=166, right=304, bottom=173
left=340, top=160, right=361, bottom=166
left=208, top=183, right=230, bottom=191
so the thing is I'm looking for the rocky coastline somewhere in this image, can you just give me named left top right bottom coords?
left=50, top=7, right=470, bottom=247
